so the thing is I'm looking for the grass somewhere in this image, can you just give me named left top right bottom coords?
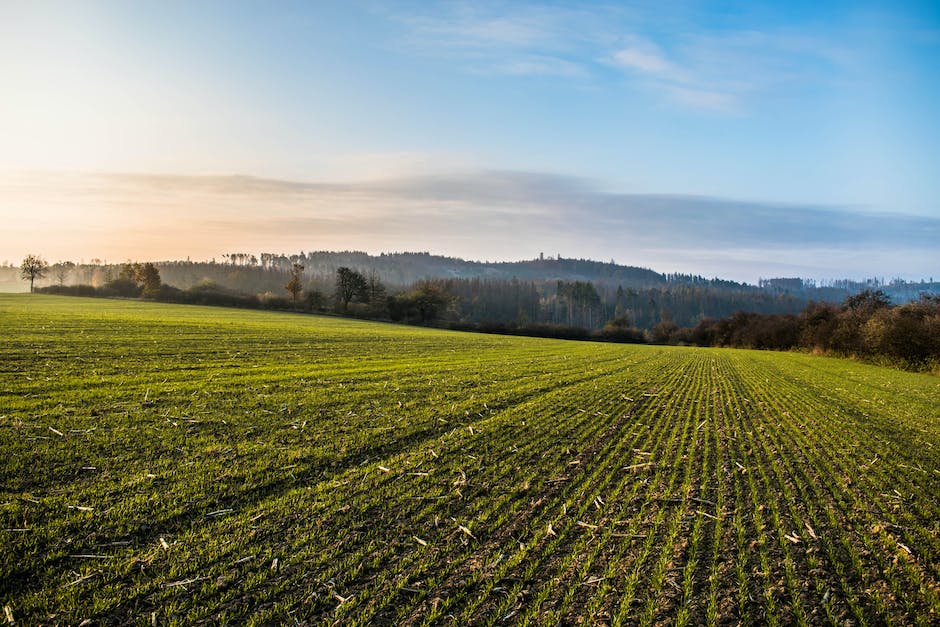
left=1, top=294, right=938, bottom=625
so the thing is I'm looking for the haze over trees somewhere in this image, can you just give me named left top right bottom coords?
left=51, top=260, right=75, bottom=286
left=101, top=262, right=163, bottom=298
left=12, top=250, right=938, bottom=313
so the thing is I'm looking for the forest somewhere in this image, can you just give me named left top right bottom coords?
left=24, top=251, right=940, bottom=370
left=13, top=250, right=939, bottom=330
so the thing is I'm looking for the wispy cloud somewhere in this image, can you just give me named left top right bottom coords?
left=604, top=34, right=737, bottom=112
left=662, top=85, right=737, bottom=113
left=496, top=55, right=586, bottom=78
left=402, top=12, right=552, bottom=48
left=389, top=4, right=861, bottom=112
left=389, top=3, right=605, bottom=78
left=609, top=39, right=676, bottom=76
left=2, top=169, right=936, bottom=281
left=604, top=28, right=855, bottom=113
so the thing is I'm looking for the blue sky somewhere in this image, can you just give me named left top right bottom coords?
left=1, top=1, right=938, bottom=281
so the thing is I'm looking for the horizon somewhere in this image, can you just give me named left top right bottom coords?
left=2, top=1, right=938, bottom=282
left=4, top=243, right=936, bottom=289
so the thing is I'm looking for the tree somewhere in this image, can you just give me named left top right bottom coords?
left=651, top=319, right=680, bottom=344
left=798, top=301, right=838, bottom=350
left=20, top=254, right=49, bottom=292
left=335, top=267, right=368, bottom=311
left=104, top=262, right=161, bottom=298
left=118, top=263, right=139, bottom=281
left=52, top=260, right=76, bottom=286
left=285, top=263, right=304, bottom=303
left=303, top=289, right=325, bottom=311
left=388, top=283, right=454, bottom=324
left=862, top=297, right=940, bottom=364
left=832, top=289, right=892, bottom=354
left=843, top=289, right=891, bottom=314
left=410, top=284, right=452, bottom=323
left=366, top=270, right=387, bottom=313
left=134, top=262, right=162, bottom=297
left=366, top=270, right=386, bottom=304
left=556, top=280, right=602, bottom=328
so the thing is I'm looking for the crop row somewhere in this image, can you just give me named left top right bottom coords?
left=0, top=295, right=937, bottom=625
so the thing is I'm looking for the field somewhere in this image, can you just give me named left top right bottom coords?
left=1, top=294, right=938, bottom=626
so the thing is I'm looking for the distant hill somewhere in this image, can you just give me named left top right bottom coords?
left=215, top=250, right=746, bottom=290
left=5, top=251, right=938, bottom=299
left=4, top=252, right=937, bottom=330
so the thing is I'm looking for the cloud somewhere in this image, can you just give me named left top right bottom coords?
left=390, top=4, right=861, bottom=112
left=1, top=169, right=936, bottom=281
left=609, top=40, right=676, bottom=76
left=606, top=25, right=868, bottom=112
left=394, top=2, right=595, bottom=49
left=605, top=36, right=738, bottom=112
left=662, top=85, right=737, bottom=113
left=495, top=55, right=585, bottom=78
left=402, top=13, right=550, bottom=48
left=389, top=3, right=603, bottom=78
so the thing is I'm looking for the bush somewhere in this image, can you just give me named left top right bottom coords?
left=100, top=278, right=142, bottom=298
left=650, top=320, right=680, bottom=344
left=37, top=284, right=98, bottom=297
left=597, top=319, right=647, bottom=343
left=259, top=295, right=292, bottom=310
left=182, top=282, right=259, bottom=308
left=863, top=300, right=940, bottom=364
left=303, top=289, right=326, bottom=311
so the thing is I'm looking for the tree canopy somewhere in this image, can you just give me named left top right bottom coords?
left=335, top=267, right=368, bottom=311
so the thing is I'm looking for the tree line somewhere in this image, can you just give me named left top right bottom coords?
left=656, top=290, right=940, bottom=369
left=15, top=251, right=939, bottom=318
left=22, top=255, right=814, bottom=329
left=21, top=254, right=940, bottom=370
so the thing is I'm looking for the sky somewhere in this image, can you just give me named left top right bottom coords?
left=1, top=0, right=938, bottom=282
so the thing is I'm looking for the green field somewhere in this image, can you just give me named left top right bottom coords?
left=1, top=295, right=938, bottom=625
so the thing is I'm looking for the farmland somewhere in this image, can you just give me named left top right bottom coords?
left=1, top=294, right=938, bottom=625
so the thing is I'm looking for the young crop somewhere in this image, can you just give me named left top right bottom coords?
left=0, top=295, right=938, bottom=625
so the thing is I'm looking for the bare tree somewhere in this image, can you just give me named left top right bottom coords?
left=52, top=260, right=76, bottom=286
left=367, top=270, right=387, bottom=310
left=21, top=254, right=49, bottom=292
